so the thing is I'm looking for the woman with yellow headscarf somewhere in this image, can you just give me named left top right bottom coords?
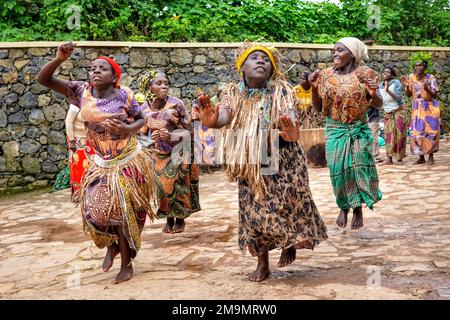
left=197, top=43, right=327, bottom=282
left=138, top=69, right=201, bottom=235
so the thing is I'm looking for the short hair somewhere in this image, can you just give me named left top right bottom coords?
left=300, top=71, right=310, bottom=79
left=384, top=66, right=397, bottom=77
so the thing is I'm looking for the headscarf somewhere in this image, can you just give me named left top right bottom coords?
left=138, top=69, right=167, bottom=102
left=96, top=56, right=121, bottom=88
left=235, top=43, right=281, bottom=79
left=336, top=37, right=369, bottom=67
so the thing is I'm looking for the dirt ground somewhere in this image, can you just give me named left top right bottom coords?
left=1, top=142, right=450, bottom=300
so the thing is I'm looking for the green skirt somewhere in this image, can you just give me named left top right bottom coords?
left=325, top=117, right=382, bottom=210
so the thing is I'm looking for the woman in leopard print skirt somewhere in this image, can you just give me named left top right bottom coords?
left=197, top=43, right=328, bottom=282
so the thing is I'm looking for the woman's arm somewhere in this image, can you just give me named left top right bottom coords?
left=424, top=75, right=439, bottom=99
left=37, top=42, right=76, bottom=97
left=65, top=104, right=79, bottom=141
left=309, top=70, right=322, bottom=113
left=197, top=92, right=231, bottom=128
left=104, top=111, right=145, bottom=135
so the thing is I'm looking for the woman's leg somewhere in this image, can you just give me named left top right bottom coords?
left=172, top=218, right=185, bottom=234
left=162, top=217, right=175, bottom=233
left=278, top=246, right=296, bottom=268
left=381, top=156, right=393, bottom=166
left=351, top=207, right=364, bottom=230
left=249, top=250, right=270, bottom=282
left=336, top=208, right=349, bottom=228
left=114, top=226, right=133, bottom=284
left=102, top=241, right=120, bottom=272
left=414, top=155, right=426, bottom=164
left=427, top=153, right=435, bottom=165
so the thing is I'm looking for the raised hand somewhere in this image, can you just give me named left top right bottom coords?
left=56, top=42, right=76, bottom=61
left=279, top=115, right=300, bottom=142
left=197, top=92, right=219, bottom=128
left=191, top=104, right=200, bottom=121
left=400, top=75, right=411, bottom=89
left=308, top=70, right=320, bottom=89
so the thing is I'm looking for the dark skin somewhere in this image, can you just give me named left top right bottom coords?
left=146, top=75, right=191, bottom=234
left=309, top=42, right=382, bottom=230
left=402, top=61, right=438, bottom=165
left=38, top=42, right=146, bottom=284
left=380, top=68, right=403, bottom=166
left=198, top=50, right=300, bottom=282
left=300, top=73, right=310, bottom=91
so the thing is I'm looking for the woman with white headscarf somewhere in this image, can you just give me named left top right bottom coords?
left=309, top=37, right=383, bottom=230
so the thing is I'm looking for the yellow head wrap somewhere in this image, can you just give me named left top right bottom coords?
left=235, top=45, right=278, bottom=78
left=138, top=68, right=167, bottom=102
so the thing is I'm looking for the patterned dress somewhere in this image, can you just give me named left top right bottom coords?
left=140, top=96, right=201, bottom=219
left=379, top=79, right=407, bottom=161
left=293, top=84, right=324, bottom=129
left=317, top=66, right=382, bottom=210
left=68, top=81, right=158, bottom=255
left=408, top=73, right=440, bottom=155
left=218, top=83, right=328, bottom=257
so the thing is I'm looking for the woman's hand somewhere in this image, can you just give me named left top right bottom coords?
left=365, top=79, right=378, bottom=97
left=197, top=92, right=219, bottom=127
left=279, top=115, right=300, bottom=142
left=308, top=70, right=320, bottom=89
left=103, top=119, right=133, bottom=135
left=384, top=80, right=389, bottom=92
left=401, top=75, right=412, bottom=91
left=151, top=129, right=170, bottom=142
left=158, top=129, right=171, bottom=142
left=68, top=139, right=77, bottom=153
left=192, top=104, right=200, bottom=121
left=56, top=42, right=76, bottom=61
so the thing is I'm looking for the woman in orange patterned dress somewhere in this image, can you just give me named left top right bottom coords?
left=310, top=37, right=383, bottom=230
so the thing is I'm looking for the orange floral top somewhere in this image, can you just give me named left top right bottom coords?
left=317, top=66, right=380, bottom=124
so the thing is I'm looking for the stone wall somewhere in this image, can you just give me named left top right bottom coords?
left=0, top=42, right=449, bottom=192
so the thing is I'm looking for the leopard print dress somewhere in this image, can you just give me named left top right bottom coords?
left=238, top=140, right=328, bottom=256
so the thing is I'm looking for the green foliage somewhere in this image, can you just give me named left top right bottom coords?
left=1, top=0, right=448, bottom=46
left=409, top=51, right=433, bottom=73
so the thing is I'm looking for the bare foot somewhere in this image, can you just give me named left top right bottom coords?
left=413, top=156, right=426, bottom=165
left=426, top=156, right=435, bottom=165
left=336, top=209, right=349, bottom=228
left=351, top=207, right=364, bottom=230
left=162, top=217, right=174, bottom=233
left=396, top=160, right=404, bottom=165
left=102, top=243, right=119, bottom=272
left=380, top=159, right=393, bottom=166
left=114, top=264, right=133, bottom=284
left=249, top=252, right=269, bottom=282
left=278, top=246, right=296, bottom=267
left=171, top=218, right=185, bottom=234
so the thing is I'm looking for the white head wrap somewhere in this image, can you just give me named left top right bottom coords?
left=337, top=37, right=369, bottom=66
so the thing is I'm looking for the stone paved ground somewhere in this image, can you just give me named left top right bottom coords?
left=1, top=141, right=450, bottom=300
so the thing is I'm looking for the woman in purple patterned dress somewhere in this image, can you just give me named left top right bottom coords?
left=38, top=42, right=158, bottom=284
left=402, top=59, right=441, bottom=165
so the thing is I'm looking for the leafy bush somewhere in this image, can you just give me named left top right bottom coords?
left=1, top=0, right=449, bottom=46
